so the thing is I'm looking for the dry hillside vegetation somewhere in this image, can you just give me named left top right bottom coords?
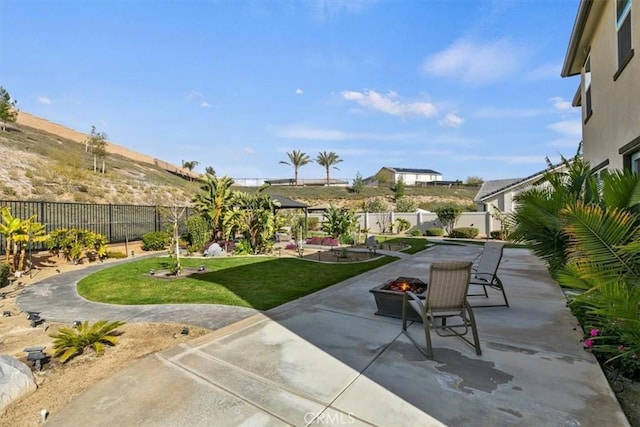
left=0, top=123, right=198, bottom=205
left=0, top=114, right=478, bottom=209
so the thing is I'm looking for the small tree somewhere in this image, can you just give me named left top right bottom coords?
left=205, top=166, right=216, bottom=176
left=85, top=126, right=108, bottom=173
left=351, top=172, right=365, bottom=194
left=363, top=197, right=390, bottom=233
left=393, top=176, right=405, bottom=201
left=434, top=205, right=462, bottom=235
left=322, top=205, right=359, bottom=239
left=0, top=87, right=18, bottom=131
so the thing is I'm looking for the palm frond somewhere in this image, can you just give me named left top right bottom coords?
left=562, top=203, right=640, bottom=281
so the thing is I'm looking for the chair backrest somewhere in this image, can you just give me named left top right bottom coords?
left=475, top=242, right=505, bottom=277
left=426, top=261, right=473, bottom=313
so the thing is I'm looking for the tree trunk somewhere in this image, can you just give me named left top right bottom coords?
left=93, top=155, right=97, bottom=173
left=294, top=169, right=298, bottom=186
left=326, top=168, right=330, bottom=186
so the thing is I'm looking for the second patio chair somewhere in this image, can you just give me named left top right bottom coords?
left=467, top=241, right=508, bottom=307
left=402, top=261, right=481, bottom=359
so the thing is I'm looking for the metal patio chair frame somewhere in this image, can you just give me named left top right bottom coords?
left=467, top=241, right=508, bottom=307
left=402, top=261, right=481, bottom=359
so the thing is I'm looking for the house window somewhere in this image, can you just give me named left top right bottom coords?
left=630, top=151, right=640, bottom=175
left=584, top=55, right=592, bottom=119
left=616, top=0, right=633, bottom=71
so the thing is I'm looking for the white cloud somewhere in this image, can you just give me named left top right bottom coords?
left=341, top=90, right=437, bottom=118
left=473, top=107, right=545, bottom=119
left=295, top=88, right=303, bottom=95
left=310, top=0, right=378, bottom=22
left=549, top=96, right=574, bottom=111
left=200, top=101, right=212, bottom=108
left=547, top=119, right=582, bottom=138
left=422, top=38, right=523, bottom=85
left=274, top=124, right=416, bottom=141
left=184, top=91, right=202, bottom=100
left=37, top=96, right=51, bottom=105
left=439, top=113, right=464, bottom=128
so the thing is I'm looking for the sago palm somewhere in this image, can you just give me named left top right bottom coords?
left=50, top=320, right=126, bottom=363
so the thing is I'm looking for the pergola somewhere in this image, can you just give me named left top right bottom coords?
left=270, top=195, right=309, bottom=238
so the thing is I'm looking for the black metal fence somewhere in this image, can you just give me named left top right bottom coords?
left=0, top=200, right=192, bottom=252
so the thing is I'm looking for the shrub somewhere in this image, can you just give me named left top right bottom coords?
left=449, top=227, right=479, bottom=239
left=425, top=227, right=445, bottom=236
left=284, top=242, right=298, bottom=250
left=410, top=229, right=423, bottom=236
left=105, top=251, right=128, bottom=259
left=185, top=214, right=211, bottom=253
left=0, top=262, right=9, bottom=288
left=234, top=239, right=253, bottom=255
left=47, top=228, right=108, bottom=262
left=305, top=236, right=339, bottom=246
left=141, top=231, right=170, bottom=251
left=395, top=197, right=417, bottom=213
left=394, top=218, right=411, bottom=233
left=50, top=320, right=126, bottom=363
left=490, top=230, right=503, bottom=240
left=307, top=217, right=320, bottom=231
left=339, top=234, right=355, bottom=245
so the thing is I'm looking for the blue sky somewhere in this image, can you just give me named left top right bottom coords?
left=0, top=0, right=582, bottom=183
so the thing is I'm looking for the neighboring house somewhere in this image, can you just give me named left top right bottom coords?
left=561, top=0, right=640, bottom=174
left=370, top=167, right=442, bottom=186
left=474, top=162, right=568, bottom=213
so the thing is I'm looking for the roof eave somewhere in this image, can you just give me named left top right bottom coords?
left=562, top=0, right=597, bottom=78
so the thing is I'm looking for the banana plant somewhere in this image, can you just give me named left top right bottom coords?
left=12, top=215, right=48, bottom=271
left=0, top=207, right=23, bottom=270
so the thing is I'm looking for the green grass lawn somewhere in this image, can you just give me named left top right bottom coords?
left=77, top=255, right=396, bottom=310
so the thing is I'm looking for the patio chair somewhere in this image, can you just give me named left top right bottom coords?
left=467, top=241, right=508, bottom=307
left=402, top=261, right=481, bottom=359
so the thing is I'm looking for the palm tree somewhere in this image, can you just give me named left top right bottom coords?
left=279, top=150, right=312, bottom=186
left=182, top=160, right=200, bottom=181
left=316, top=151, right=343, bottom=185
left=192, top=174, right=235, bottom=239
left=223, top=186, right=279, bottom=253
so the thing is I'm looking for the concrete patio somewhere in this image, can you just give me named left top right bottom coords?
left=40, top=243, right=628, bottom=426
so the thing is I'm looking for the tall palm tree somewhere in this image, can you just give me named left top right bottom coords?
left=279, top=150, right=312, bottom=186
left=316, top=151, right=343, bottom=185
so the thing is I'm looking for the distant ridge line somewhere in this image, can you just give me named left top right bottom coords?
left=16, top=111, right=200, bottom=180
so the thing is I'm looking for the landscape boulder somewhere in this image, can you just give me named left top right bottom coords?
left=204, top=243, right=225, bottom=257
left=0, top=355, right=37, bottom=415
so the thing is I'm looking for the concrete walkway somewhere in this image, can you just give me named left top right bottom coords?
left=19, top=244, right=628, bottom=426
left=17, top=258, right=258, bottom=330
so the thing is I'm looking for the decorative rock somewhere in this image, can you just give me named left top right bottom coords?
left=0, top=355, right=37, bottom=415
left=204, top=243, right=225, bottom=257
